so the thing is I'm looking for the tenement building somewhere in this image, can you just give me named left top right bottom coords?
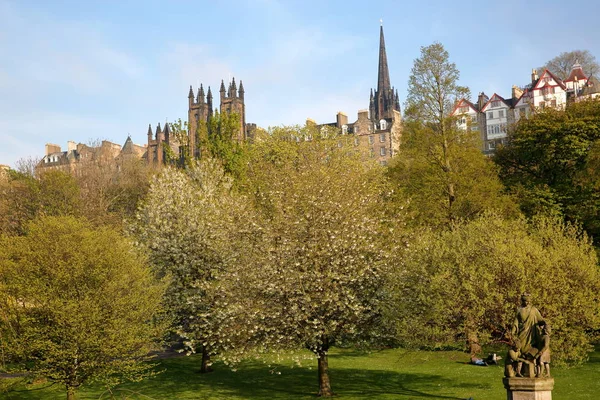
left=452, top=62, right=600, bottom=154
left=309, top=25, right=403, bottom=166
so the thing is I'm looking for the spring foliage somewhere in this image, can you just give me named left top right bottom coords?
left=0, top=216, right=165, bottom=398
left=387, top=213, right=600, bottom=365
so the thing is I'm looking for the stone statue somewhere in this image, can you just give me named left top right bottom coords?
left=506, top=293, right=549, bottom=379
left=511, top=293, right=545, bottom=355
left=535, top=322, right=551, bottom=378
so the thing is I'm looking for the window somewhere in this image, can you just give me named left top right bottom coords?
left=487, top=112, right=494, bottom=119
left=354, top=137, right=359, bottom=146
left=379, top=133, right=386, bottom=142
left=488, top=141, right=496, bottom=150
left=459, top=106, right=469, bottom=113
left=368, top=136, right=374, bottom=145
left=354, top=126, right=359, bottom=134
left=471, top=124, right=479, bottom=131
left=380, top=147, right=386, bottom=156
left=471, top=115, right=477, bottom=123
left=379, top=160, right=388, bottom=166
left=491, top=100, right=501, bottom=108
left=519, top=108, right=526, bottom=117
left=551, top=100, right=557, bottom=108
left=499, top=110, right=505, bottom=118
left=369, top=149, right=375, bottom=158
left=458, top=117, right=466, bottom=125
left=539, top=101, right=546, bottom=109
left=379, top=119, right=387, bottom=130
left=342, top=125, right=348, bottom=134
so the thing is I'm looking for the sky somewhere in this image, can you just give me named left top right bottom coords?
left=2, top=0, right=600, bottom=167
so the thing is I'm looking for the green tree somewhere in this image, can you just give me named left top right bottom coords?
left=0, top=216, right=165, bottom=400
left=392, top=42, right=517, bottom=227
left=494, top=100, right=600, bottom=241
left=0, top=169, right=81, bottom=236
left=540, top=49, right=599, bottom=79
left=201, top=110, right=249, bottom=182
left=131, top=159, right=254, bottom=373
left=227, top=131, right=400, bottom=396
left=386, top=213, right=600, bottom=364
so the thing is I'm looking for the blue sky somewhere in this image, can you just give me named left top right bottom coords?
left=2, top=0, right=600, bottom=167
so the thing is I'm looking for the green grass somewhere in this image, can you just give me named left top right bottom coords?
left=2, top=348, right=599, bottom=399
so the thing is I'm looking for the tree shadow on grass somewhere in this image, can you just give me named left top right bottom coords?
left=115, top=356, right=482, bottom=399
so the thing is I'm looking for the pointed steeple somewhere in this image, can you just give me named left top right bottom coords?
left=207, top=86, right=214, bottom=117
left=377, top=25, right=391, bottom=94
left=370, top=88, right=374, bottom=101
left=156, top=123, right=162, bottom=141
left=197, top=84, right=205, bottom=104
left=164, top=122, right=170, bottom=142
left=147, top=124, right=153, bottom=142
left=188, top=85, right=194, bottom=98
left=220, top=79, right=226, bottom=100
left=239, top=80, right=244, bottom=99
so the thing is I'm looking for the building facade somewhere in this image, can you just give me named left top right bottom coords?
left=310, top=25, right=402, bottom=165
left=453, top=62, right=599, bottom=154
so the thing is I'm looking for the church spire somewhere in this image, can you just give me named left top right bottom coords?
left=377, top=24, right=391, bottom=94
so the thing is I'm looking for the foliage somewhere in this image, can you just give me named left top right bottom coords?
left=226, top=130, right=403, bottom=396
left=386, top=213, right=600, bottom=365
left=0, top=216, right=165, bottom=399
left=75, top=157, right=153, bottom=228
left=394, top=42, right=517, bottom=227
left=540, top=49, right=599, bottom=79
left=494, top=99, right=600, bottom=241
left=130, top=159, right=255, bottom=372
left=0, top=170, right=81, bottom=236
left=200, top=110, right=249, bottom=183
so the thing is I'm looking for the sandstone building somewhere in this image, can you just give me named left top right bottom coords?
left=310, top=25, right=402, bottom=165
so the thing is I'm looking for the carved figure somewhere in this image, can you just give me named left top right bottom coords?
left=511, top=293, right=545, bottom=355
left=535, top=322, right=551, bottom=378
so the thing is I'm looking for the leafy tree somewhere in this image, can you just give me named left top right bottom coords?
left=0, top=216, right=165, bottom=400
left=386, top=213, right=600, bottom=365
left=494, top=100, right=600, bottom=242
left=0, top=169, right=81, bottom=236
left=130, top=159, right=254, bottom=373
left=392, top=42, right=517, bottom=227
left=227, top=131, right=400, bottom=396
left=540, top=50, right=599, bottom=79
left=201, top=110, right=249, bottom=183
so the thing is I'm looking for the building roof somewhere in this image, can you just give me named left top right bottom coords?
left=564, top=62, right=588, bottom=83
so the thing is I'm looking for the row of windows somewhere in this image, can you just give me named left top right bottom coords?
left=487, top=110, right=506, bottom=119
left=44, top=155, right=60, bottom=163
left=486, top=124, right=507, bottom=135
left=369, top=147, right=388, bottom=157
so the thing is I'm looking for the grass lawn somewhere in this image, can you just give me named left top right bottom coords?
left=2, top=347, right=598, bottom=399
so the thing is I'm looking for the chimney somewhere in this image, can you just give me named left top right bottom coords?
left=306, top=118, right=317, bottom=126
left=357, top=109, right=369, bottom=120
left=45, top=143, right=61, bottom=156
left=67, top=141, right=77, bottom=153
left=531, top=69, right=538, bottom=83
left=477, top=92, right=488, bottom=110
left=512, top=85, right=523, bottom=101
left=336, top=111, right=348, bottom=128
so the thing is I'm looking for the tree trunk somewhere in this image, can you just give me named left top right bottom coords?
left=67, top=387, right=76, bottom=400
left=467, top=330, right=482, bottom=358
left=200, top=346, right=213, bottom=373
left=317, top=350, right=334, bottom=397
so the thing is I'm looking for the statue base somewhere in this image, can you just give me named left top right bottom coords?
left=503, top=377, right=554, bottom=400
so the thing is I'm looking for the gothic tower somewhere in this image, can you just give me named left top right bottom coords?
left=188, top=84, right=213, bottom=159
left=369, top=25, right=400, bottom=122
left=220, top=77, right=246, bottom=142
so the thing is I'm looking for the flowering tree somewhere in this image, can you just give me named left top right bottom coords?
left=227, top=131, right=400, bottom=396
left=131, top=159, right=255, bottom=373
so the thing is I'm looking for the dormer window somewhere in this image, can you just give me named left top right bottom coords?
left=342, top=125, right=348, bottom=135
left=491, top=101, right=501, bottom=108
left=379, top=119, right=387, bottom=130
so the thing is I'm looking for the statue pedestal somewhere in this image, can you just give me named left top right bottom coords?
left=503, top=377, right=554, bottom=400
